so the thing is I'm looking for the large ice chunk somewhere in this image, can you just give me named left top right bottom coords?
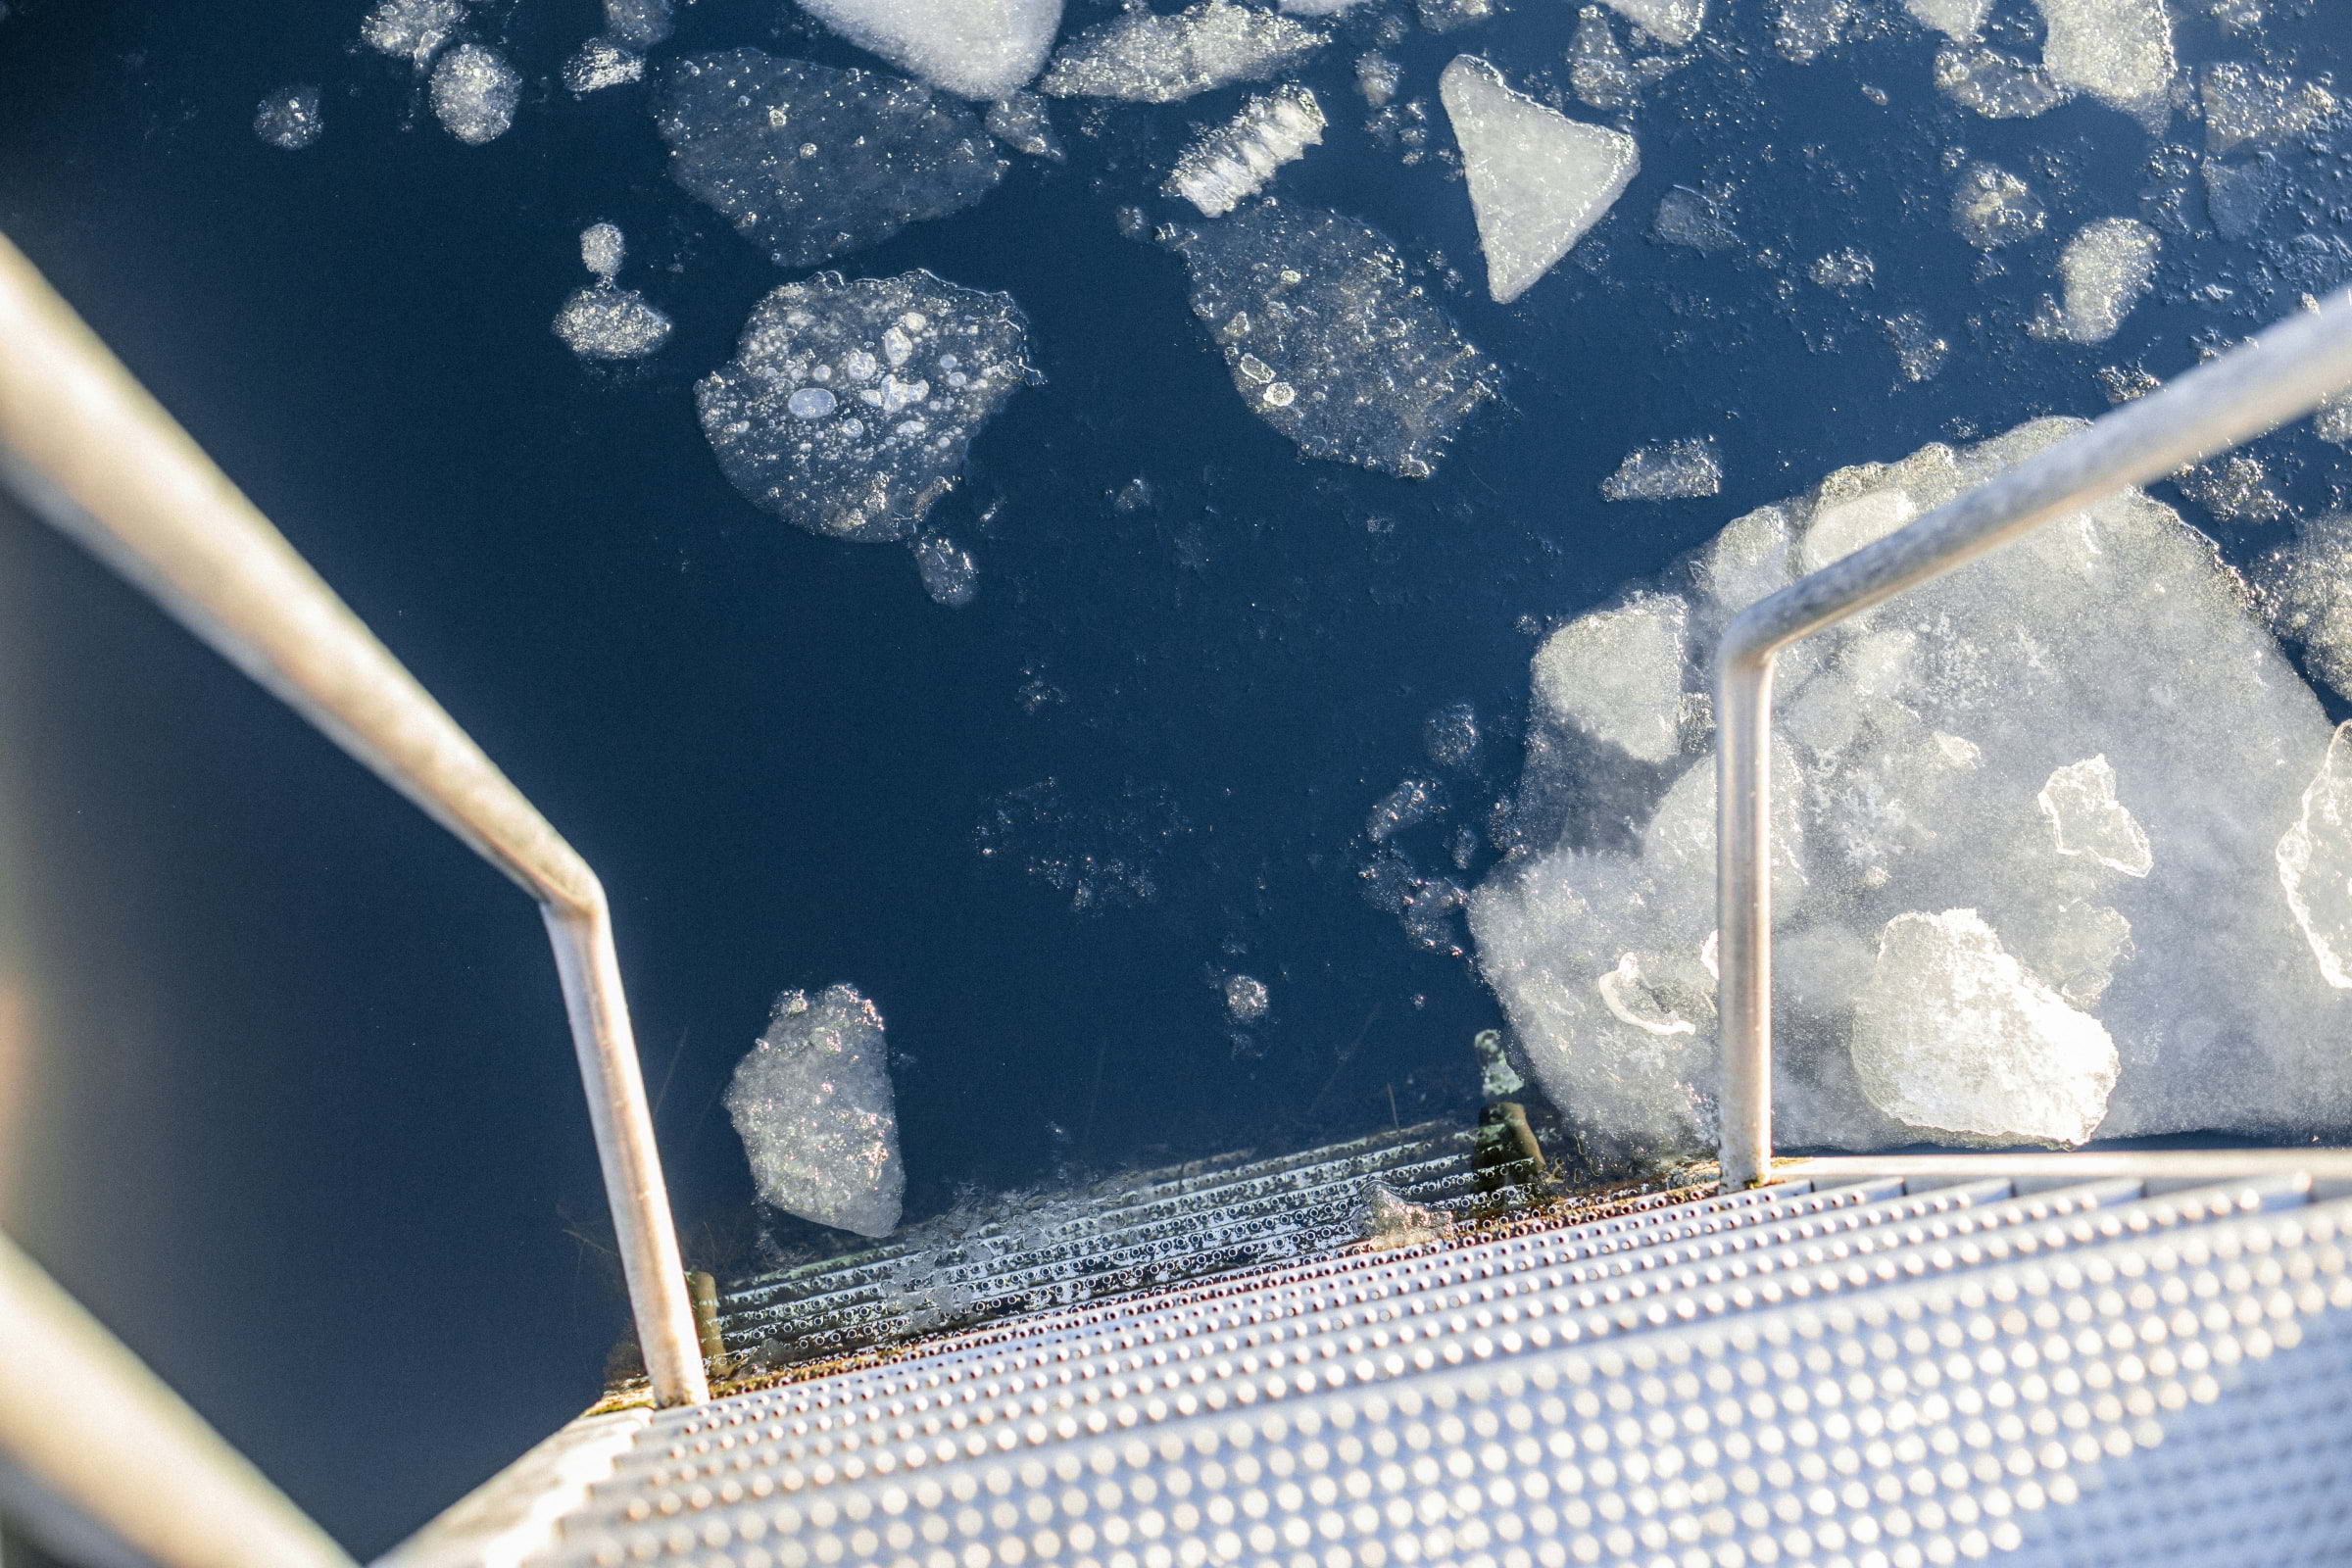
left=798, top=0, right=1062, bottom=101
left=1440, top=56, right=1639, bottom=305
left=1040, top=2, right=1322, bottom=103
left=1178, top=203, right=1496, bottom=478
left=2038, top=218, right=2159, bottom=344
left=1904, top=0, right=1990, bottom=38
left=564, top=39, right=644, bottom=93
left=1164, top=85, right=1324, bottom=219
left=724, top=984, right=905, bottom=1238
left=652, top=51, right=1006, bottom=269
left=1849, top=909, right=2121, bottom=1145
left=430, top=42, right=519, bottom=144
left=2278, top=723, right=2352, bottom=990
left=2032, top=0, right=2174, bottom=122
left=1471, top=419, right=2352, bottom=1165
left=697, top=270, right=1033, bottom=541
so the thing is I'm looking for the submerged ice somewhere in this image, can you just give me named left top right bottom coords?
left=697, top=270, right=1033, bottom=541
left=254, top=87, right=323, bottom=150
left=724, top=984, right=905, bottom=1238
left=1472, top=418, right=2352, bottom=1166
left=1441, top=56, right=1639, bottom=305
left=652, top=51, right=1006, bottom=269
left=1178, top=202, right=1496, bottom=478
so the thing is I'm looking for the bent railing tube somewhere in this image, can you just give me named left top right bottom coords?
left=1715, top=285, right=2352, bottom=1190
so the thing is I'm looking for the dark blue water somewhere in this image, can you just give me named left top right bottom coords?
left=2, top=0, right=2348, bottom=1555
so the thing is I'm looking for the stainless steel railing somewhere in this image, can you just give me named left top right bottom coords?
left=1713, top=284, right=2352, bottom=1190
left=0, top=229, right=709, bottom=1558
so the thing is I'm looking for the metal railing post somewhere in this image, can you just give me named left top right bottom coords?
left=1714, top=285, right=2352, bottom=1190
left=0, top=230, right=710, bottom=1411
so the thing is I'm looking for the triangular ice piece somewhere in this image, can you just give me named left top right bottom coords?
left=1441, top=56, right=1640, bottom=304
left=798, top=0, right=1063, bottom=100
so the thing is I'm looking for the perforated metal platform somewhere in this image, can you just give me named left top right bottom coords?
left=389, top=1146, right=2352, bottom=1568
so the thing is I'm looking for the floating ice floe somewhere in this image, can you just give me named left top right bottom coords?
left=1601, top=438, right=1721, bottom=502
left=1164, top=85, right=1324, bottom=219
left=724, top=984, right=905, bottom=1238
left=563, top=39, right=644, bottom=93
left=2033, top=217, right=2159, bottom=345
left=1567, top=7, right=1679, bottom=112
left=2200, top=63, right=2338, bottom=157
left=431, top=42, right=519, bottom=144
left=1650, top=188, right=1736, bottom=253
left=1773, top=0, right=1851, bottom=64
left=1355, top=52, right=1401, bottom=108
left=1440, top=56, right=1639, bottom=305
left=797, top=0, right=1062, bottom=101
left=1903, top=0, right=1989, bottom=38
left=1883, top=313, right=1949, bottom=381
left=912, top=533, right=979, bottom=605
left=1602, top=0, right=1704, bottom=47
left=1934, top=43, right=2068, bottom=119
left=362, top=0, right=466, bottom=69
left=1178, top=202, right=1497, bottom=478
left=1040, top=1, right=1322, bottom=103
left=553, top=223, right=672, bottom=361
left=1222, top=973, right=1271, bottom=1023
left=254, top=86, right=323, bottom=150
left=2032, top=0, right=2174, bottom=122
left=1950, top=161, right=2044, bottom=248
left=697, top=270, right=1034, bottom=542
left=1470, top=417, right=2352, bottom=1166
left=653, top=51, right=1006, bottom=270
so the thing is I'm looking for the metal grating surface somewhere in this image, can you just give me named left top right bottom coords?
left=453, top=1167, right=2352, bottom=1568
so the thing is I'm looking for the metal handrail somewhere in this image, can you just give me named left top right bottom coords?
left=0, top=231, right=709, bottom=1443
left=1714, top=284, right=2352, bottom=1190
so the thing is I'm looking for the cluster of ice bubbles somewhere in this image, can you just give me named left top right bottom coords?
left=724, top=984, right=905, bottom=1239
left=1472, top=417, right=2352, bottom=1169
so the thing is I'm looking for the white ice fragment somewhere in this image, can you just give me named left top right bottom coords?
left=2279, top=723, right=2352, bottom=989
left=798, top=0, right=1062, bottom=101
left=1531, top=595, right=1686, bottom=764
left=913, top=533, right=978, bottom=606
left=1417, top=0, right=1494, bottom=32
left=2042, top=218, right=2159, bottom=344
left=1774, top=0, right=1850, bottom=64
left=1600, top=438, right=1720, bottom=502
left=1904, top=0, right=1989, bottom=37
left=1222, top=973, right=1271, bottom=1023
left=254, top=86, right=323, bottom=150
left=2038, top=756, right=2153, bottom=876
left=2032, top=0, right=2174, bottom=122
left=2199, top=63, right=2337, bottom=157
left=1165, top=84, right=1324, bottom=219
left=724, top=984, right=905, bottom=1237
left=605, top=0, right=673, bottom=48
left=1041, top=1, right=1322, bottom=103
left=1850, top=910, right=2120, bottom=1145
left=1934, top=42, right=2068, bottom=119
left=1950, top=162, right=2043, bottom=249
left=580, top=221, right=626, bottom=280
left=362, top=0, right=466, bottom=68
left=564, top=39, right=645, bottom=93
left=985, top=91, right=1062, bottom=159
left=1357, top=1180, right=1453, bottom=1250
left=553, top=286, right=673, bottom=359
left=1282, top=0, right=1375, bottom=11
left=430, top=42, right=520, bottom=145
left=1602, top=0, right=1703, bottom=47
left=1810, top=248, right=1874, bottom=292
left=1884, top=313, right=1949, bottom=380
left=1439, top=56, right=1639, bottom=305
left=1355, top=52, right=1401, bottom=107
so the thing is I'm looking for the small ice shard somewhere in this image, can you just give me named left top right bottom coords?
left=2199, top=63, right=2337, bottom=158
left=1904, top=0, right=1990, bottom=37
left=1040, top=1, right=1322, bottom=104
left=2257, top=514, right=2352, bottom=702
left=697, top=270, right=1033, bottom=542
left=1850, top=909, right=2120, bottom=1145
left=2031, top=0, right=2174, bottom=122
left=2279, top=722, right=2352, bottom=989
left=1164, top=84, right=1324, bottom=219
left=1367, top=777, right=1446, bottom=843
left=2038, top=756, right=2153, bottom=876
left=652, top=51, right=1006, bottom=270
left=723, top=984, right=905, bottom=1238
left=1355, top=52, right=1401, bottom=108
left=1222, top=973, right=1270, bottom=1022
left=1178, top=203, right=1496, bottom=478
left=605, top=0, right=673, bottom=48
left=362, top=0, right=466, bottom=68
left=1810, top=248, right=1873, bottom=293
left=1950, top=162, right=2044, bottom=248
left=1357, top=1180, right=1453, bottom=1249
left=580, top=221, right=626, bottom=281
left=431, top=42, right=520, bottom=145
left=1650, top=187, right=1736, bottom=253
left=797, top=0, right=1063, bottom=101
left=984, top=91, right=1062, bottom=158
left=1531, top=595, right=1686, bottom=764
left=1773, top=0, right=1850, bottom=63
left=254, top=86, right=323, bottom=150
left=1601, top=437, right=1721, bottom=502
left=913, top=533, right=979, bottom=605
left=1934, top=43, right=2068, bottom=119
left=1602, top=0, right=1703, bottom=47
left=554, top=287, right=673, bottom=359
left=564, top=39, right=645, bottom=93
left=1440, top=56, right=1639, bottom=305
left=2041, top=218, right=2160, bottom=344
left=1424, top=702, right=1482, bottom=771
